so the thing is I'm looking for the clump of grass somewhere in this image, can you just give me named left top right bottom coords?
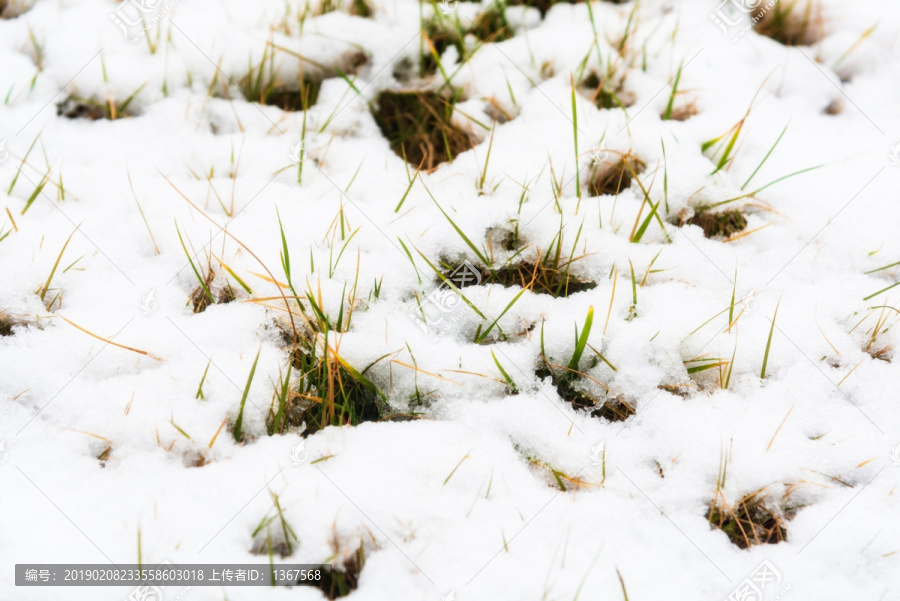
left=237, top=43, right=367, bottom=111
left=56, top=85, right=145, bottom=120
left=250, top=490, right=299, bottom=558
left=316, top=0, right=373, bottom=17
left=686, top=209, right=748, bottom=239
left=0, top=310, right=29, bottom=336
left=470, top=3, right=513, bottom=43
left=424, top=196, right=597, bottom=299
left=420, top=16, right=466, bottom=77
left=434, top=219, right=597, bottom=300
left=580, top=70, right=635, bottom=110
left=439, top=250, right=596, bottom=299
left=536, top=307, right=633, bottom=421
left=314, top=543, right=365, bottom=599
left=660, top=62, right=697, bottom=121
left=271, top=286, right=387, bottom=436
left=708, top=485, right=800, bottom=549
left=373, top=90, right=471, bottom=170
left=754, top=0, right=824, bottom=46
left=175, top=225, right=244, bottom=313
left=1, top=0, right=33, bottom=19
left=851, top=303, right=896, bottom=362
left=587, top=151, right=645, bottom=196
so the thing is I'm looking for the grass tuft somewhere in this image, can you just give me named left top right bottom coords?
left=250, top=490, right=299, bottom=558
left=536, top=307, right=634, bottom=421
left=271, top=286, right=387, bottom=436
left=587, top=151, right=645, bottom=196
left=373, top=90, right=471, bottom=170
left=57, top=85, right=145, bottom=121
left=753, top=0, right=824, bottom=46
left=314, top=543, right=365, bottom=599
left=708, top=485, right=800, bottom=549
left=686, top=209, right=748, bottom=239
left=0, top=310, right=29, bottom=336
left=581, top=70, right=635, bottom=110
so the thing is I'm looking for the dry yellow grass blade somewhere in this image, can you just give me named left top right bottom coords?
left=765, top=406, right=794, bottom=451
left=5, top=207, right=18, bottom=232
left=56, top=314, right=161, bottom=360
left=247, top=271, right=290, bottom=289
left=391, top=360, right=463, bottom=385
left=724, top=222, right=773, bottom=243
left=208, top=417, right=228, bottom=449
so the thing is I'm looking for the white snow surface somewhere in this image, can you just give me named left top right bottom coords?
left=2, top=0, right=900, bottom=599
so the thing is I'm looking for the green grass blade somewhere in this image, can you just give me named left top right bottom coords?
left=422, top=181, right=490, bottom=266
left=233, top=348, right=261, bottom=442
left=760, top=298, right=780, bottom=379
left=567, top=305, right=594, bottom=372
left=175, top=222, right=214, bottom=305
left=491, top=350, right=517, bottom=393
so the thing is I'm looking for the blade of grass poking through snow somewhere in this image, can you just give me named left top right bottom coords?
left=725, top=337, right=738, bottom=390
left=629, top=259, right=637, bottom=307
left=662, top=62, right=683, bottom=121
left=20, top=171, right=49, bottom=215
left=397, top=237, right=422, bottom=284
left=863, top=280, right=900, bottom=301
left=567, top=306, right=594, bottom=372
left=175, top=222, right=214, bottom=307
left=422, top=180, right=491, bottom=267
left=127, top=168, right=159, bottom=255
left=728, top=270, right=737, bottom=332
left=39, top=225, right=79, bottom=302
left=329, top=227, right=360, bottom=277
left=479, top=124, right=495, bottom=192
left=604, top=265, right=617, bottom=335
left=570, top=74, right=581, bottom=198
left=271, top=364, right=292, bottom=434
left=705, top=164, right=823, bottom=210
left=491, top=350, right=518, bottom=393
left=394, top=161, right=420, bottom=212
left=56, top=314, right=160, bottom=359
left=211, top=253, right=253, bottom=295
left=443, top=454, right=470, bottom=485
left=661, top=138, right=669, bottom=213
left=196, top=361, right=210, bottom=399
left=8, top=132, right=40, bottom=195
left=617, top=568, right=630, bottom=601
left=760, top=297, right=781, bottom=379
left=475, top=287, right=527, bottom=344
left=741, top=123, right=788, bottom=190
left=713, top=119, right=743, bottom=174
left=233, top=348, right=261, bottom=443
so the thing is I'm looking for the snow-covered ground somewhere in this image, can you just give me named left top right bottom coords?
left=2, top=0, right=900, bottom=599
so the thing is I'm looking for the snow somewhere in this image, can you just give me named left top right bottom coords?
left=2, top=0, right=900, bottom=599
